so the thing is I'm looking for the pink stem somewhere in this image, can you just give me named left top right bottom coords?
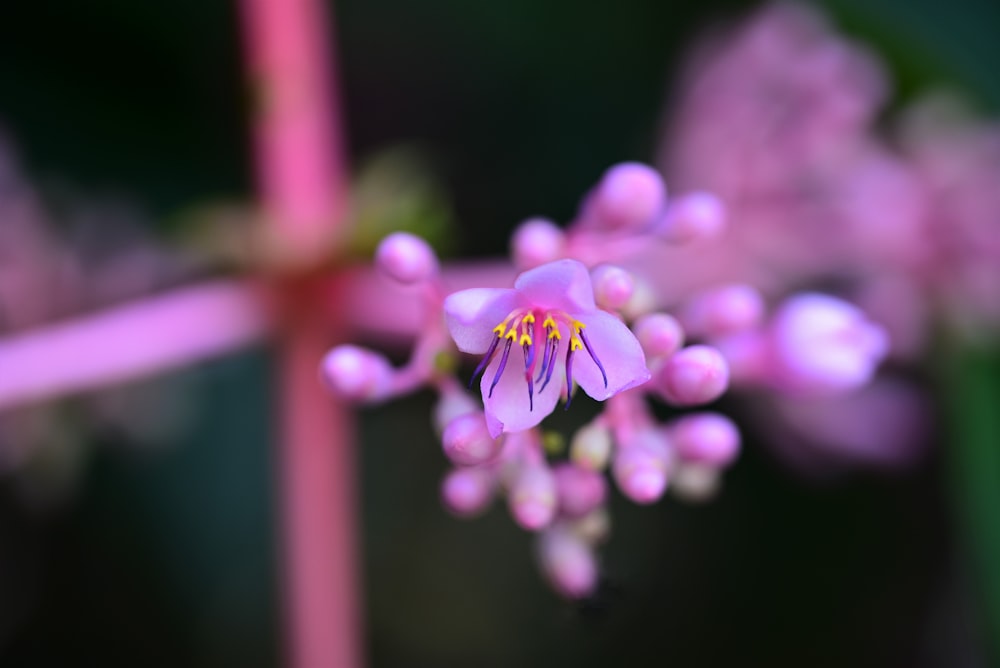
left=240, top=0, right=361, bottom=666
left=278, top=309, right=361, bottom=668
left=337, top=261, right=518, bottom=341
left=0, top=261, right=512, bottom=412
left=0, top=280, right=267, bottom=409
left=242, top=0, right=349, bottom=256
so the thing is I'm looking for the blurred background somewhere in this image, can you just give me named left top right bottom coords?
left=0, top=0, right=998, bottom=665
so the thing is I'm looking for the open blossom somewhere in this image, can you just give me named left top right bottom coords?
left=444, top=259, right=651, bottom=437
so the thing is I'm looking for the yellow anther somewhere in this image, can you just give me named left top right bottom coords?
left=504, top=328, right=518, bottom=341
left=518, top=318, right=533, bottom=347
left=542, top=315, right=557, bottom=329
left=493, top=310, right=526, bottom=338
left=572, top=319, right=586, bottom=331
left=548, top=329, right=561, bottom=340
left=570, top=337, right=583, bottom=351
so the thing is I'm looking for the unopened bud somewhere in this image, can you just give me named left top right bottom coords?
left=553, top=463, right=607, bottom=518
left=321, top=345, right=394, bottom=401
left=633, top=312, right=685, bottom=359
left=613, top=430, right=670, bottom=504
left=509, top=464, right=557, bottom=531
left=655, top=192, right=726, bottom=243
left=441, top=467, right=495, bottom=516
left=441, top=412, right=502, bottom=466
left=671, top=464, right=721, bottom=502
left=682, top=284, right=764, bottom=338
left=669, top=412, right=741, bottom=467
left=433, top=390, right=481, bottom=434
left=656, top=345, right=730, bottom=406
left=538, top=526, right=598, bottom=599
left=591, top=264, right=635, bottom=310
left=511, top=218, right=565, bottom=269
left=770, top=293, right=888, bottom=395
left=569, top=508, right=611, bottom=545
left=620, top=277, right=659, bottom=320
left=375, top=232, right=438, bottom=284
left=591, top=162, right=666, bottom=230
left=569, top=422, right=613, bottom=471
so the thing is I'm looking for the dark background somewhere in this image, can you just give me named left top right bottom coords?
left=0, top=0, right=996, bottom=665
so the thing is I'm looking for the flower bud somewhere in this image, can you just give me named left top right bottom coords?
left=633, top=312, right=685, bottom=359
left=441, top=467, right=495, bottom=516
left=441, top=412, right=502, bottom=466
left=538, top=526, right=598, bottom=599
left=770, top=293, right=888, bottom=395
left=591, top=162, right=666, bottom=230
left=511, top=217, right=565, bottom=269
left=375, top=232, right=438, bottom=284
left=569, top=508, right=611, bottom=545
left=656, top=345, right=730, bottom=406
left=613, top=430, right=670, bottom=504
left=655, top=192, right=726, bottom=243
left=553, top=463, right=607, bottom=518
left=669, top=412, right=741, bottom=467
left=320, top=345, right=394, bottom=401
left=432, top=390, right=480, bottom=434
left=509, top=464, right=557, bottom=531
left=671, top=464, right=721, bottom=503
left=591, top=264, right=635, bottom=310
left=569, top=422, right=613, bottom=471
left=682, top=284, right=764, bottom=338
left=620, top=277, right=658, bottom=320
left=713, top=330, right=769, bottom=386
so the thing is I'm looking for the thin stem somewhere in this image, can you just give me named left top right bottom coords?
left=240, top=0, right=361, bottom=666
left=0, top=280, right=267, bottom=409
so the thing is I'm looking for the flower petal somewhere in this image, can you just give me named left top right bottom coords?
left=513, top=259, right=596, bottom=312
left=444, top=288, right=520, bottom=353
left=481, top=346, right=564, bottom=437
left=571, top=310, right=651, bottom=400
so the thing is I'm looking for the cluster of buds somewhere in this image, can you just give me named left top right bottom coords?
left=323, top=162, right=887, bottom=597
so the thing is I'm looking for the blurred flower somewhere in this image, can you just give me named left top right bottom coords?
left=653, top=3, right=969, bottom=473
left=661, top=2, right=895, bottom=282
left=900, top=96, right=1000, bottom=332
left=717, top=293, right=889, bottom=396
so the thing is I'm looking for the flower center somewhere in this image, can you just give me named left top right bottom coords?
left=470, top=308, right=608, bottom=411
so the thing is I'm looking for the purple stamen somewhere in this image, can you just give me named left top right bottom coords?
left=539, top=338, right=560, bottom=393
left=470, top=334, right=501, bottom=388
left=564, top=348, right=576, bottom=410
left=534, top=328, right=552, bottom=383
left=488, top=338, right=513, bottom=398
left=523, top=340, right=536, bottom=411
left=525, top=371, right=534, bottom=411
left=578, top=328, right=608, bottom=388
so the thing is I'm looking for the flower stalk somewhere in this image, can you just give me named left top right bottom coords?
left=240, top=0, right=361, bottom=666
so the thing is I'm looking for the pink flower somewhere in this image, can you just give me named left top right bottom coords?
left=444, top=259, right=650, bottom=437
left=537, top=524, right=599, bottom=599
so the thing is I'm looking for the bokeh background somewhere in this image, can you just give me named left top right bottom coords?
left=0, top=0, right=998, bottom=665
